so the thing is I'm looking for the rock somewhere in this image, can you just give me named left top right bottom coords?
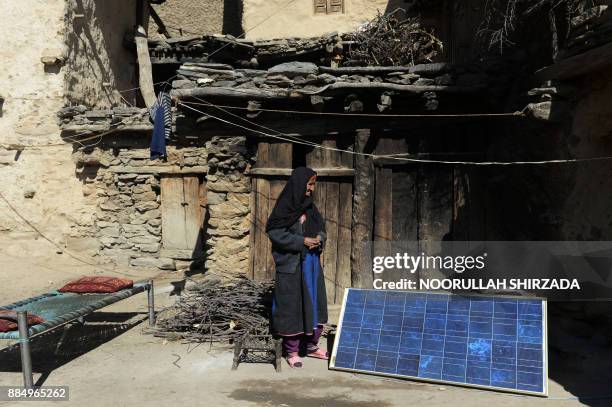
left=100, top=237, right=116, bottom=248
left=137, top=243, right=161, bottom=253
left=227, top=192, right=249, bottom=206
left=317, top=73, right=336, bottom=84
left=172, top=79, right=196, bottom=89
left=142, top=209, right=162, bottom=220
left=434, top=74, right=454, bottom=85
left=133, top=191, right=157, bottom=201
left=118, top=173, right=138, bottom=181
left=147, top=217, right=162, bottom=227
left=132, top=184, right=152, bottom=194
left=206, top=179, right=250, bottom=193
left=207, top=216, right=249, bottom=230
left=100, top=200, right=120, bottom=211
left=268, top=62, right=318, bottom=77
left=130, top=257, right=175, bottom=270
left=207, top=191, right=227, bottom=205
left=129, top=235, right=161, bottom=244
left=135, top=201, right=159, bottom=212
left=146, top=223, right=161, bottom=236
left=264, top=74, right=293, bottom=87
left=208, top=201, right=249, bottom=218
left=123, top=224, right=147, bottom=234
left=413, top=78, right=435, bottom=86
left=23, top=188, right=36, bottom=199
left=208, top=228, right=248, bottom=238
left=99, top=227, right=120, bottom=237
left=157, top=257, right=177, bottom=270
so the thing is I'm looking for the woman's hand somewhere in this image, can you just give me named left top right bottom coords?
left=304, top=236, right=321, bottom=250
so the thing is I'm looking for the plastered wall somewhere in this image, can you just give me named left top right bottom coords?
left=0, top=1, right=98, bottom=259
left=242, top=0, right=391, bottom=39
left=149, top=0, right=227, bottom=38
left=0, top=0, right=142, bottom=263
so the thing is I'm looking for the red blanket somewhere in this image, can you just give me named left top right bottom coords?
left=58, top=276, right=134, bottom=294
left=0, top=310, right=45, bottom=332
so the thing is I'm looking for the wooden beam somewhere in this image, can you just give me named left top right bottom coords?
left=135, top=26, right=157, bottom=108
left=351, top=129, right=375, bottom=289
left=535, top=41, right=612, bottom=80
left=173, top=82, right=482, bottom=101
left=319, top=63, right=451, bottom=76
left=250, top=168, right=354, bottom=177
left=172, top=87, right=299, bottom=100
left=108, top=165, right=208, bottom=174
left=148, top=3, right=171, bottom=38
left=61, top=124, right=153, bottom=133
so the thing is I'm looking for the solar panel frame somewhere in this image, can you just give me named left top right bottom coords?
left=329, top=289, right=548, bottom=397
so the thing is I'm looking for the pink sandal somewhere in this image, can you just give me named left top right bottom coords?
left=307, top=348, right=329, bottom=360
left=286, top=354, right=303, bottom=368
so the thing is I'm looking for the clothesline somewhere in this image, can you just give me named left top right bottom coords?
left=178, top=100, right=612, bottom=166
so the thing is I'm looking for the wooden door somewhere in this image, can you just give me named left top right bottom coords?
left=160, top=175, right=206, bottom=259
left=371, top=134, right=485, bottom=279
left=249, top=139, right=354, bottom=304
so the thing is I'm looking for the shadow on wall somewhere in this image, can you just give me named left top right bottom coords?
left=223, top=0, right=244, bottom=37
left=65, top=0, right=139, bottom=107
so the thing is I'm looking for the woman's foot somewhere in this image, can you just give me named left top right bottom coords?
left=306, top=347, right=329, bottom=360
left=286, top=353, right=303, bottom=368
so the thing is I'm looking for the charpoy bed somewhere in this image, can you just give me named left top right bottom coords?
left=0, top=280, right=155, bottom=388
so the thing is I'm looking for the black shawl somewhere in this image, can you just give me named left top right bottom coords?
left=265, top=167, right=325, bottom=237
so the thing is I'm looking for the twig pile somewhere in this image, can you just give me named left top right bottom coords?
left=343, top=9, right=443, bottom=66
left=151, top=275, right=273, bottom=345
left=476, top=0, right=582, bottom=54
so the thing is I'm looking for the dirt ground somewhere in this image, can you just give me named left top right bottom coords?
left=1, top=242, right=611, bottom=407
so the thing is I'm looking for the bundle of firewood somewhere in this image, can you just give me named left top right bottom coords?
left=342, top=9, right=443, bottom=66
left=151, top=275, right=273, bottom=345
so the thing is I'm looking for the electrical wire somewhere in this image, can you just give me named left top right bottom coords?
left=0, top=190, right=144, bottom=278
left=180, top=100, right=525, bottom=118
left=178, top=100, right=612, bottom=166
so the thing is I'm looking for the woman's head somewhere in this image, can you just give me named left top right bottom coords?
left=305, top=175, right=317, bottom=197
left=265, top=166, right=322, bottom=232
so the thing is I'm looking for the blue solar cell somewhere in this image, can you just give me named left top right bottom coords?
left=330, top=289, right=548, bottom=396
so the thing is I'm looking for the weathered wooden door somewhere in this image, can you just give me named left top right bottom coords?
left=160, top=175, right=206, bottom=259
left=372, top=135, right=485, bottom=253
left=249, top=140, right=354, bottom=304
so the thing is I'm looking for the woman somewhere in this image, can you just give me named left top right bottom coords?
left=266, top=167, right=328, bottom=368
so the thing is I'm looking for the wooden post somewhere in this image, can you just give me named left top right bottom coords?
left=266, top=142, right=292, bottom=280
left=351, top=129, right=375, bottom=289
left=135, top=25, right=156, bottom=109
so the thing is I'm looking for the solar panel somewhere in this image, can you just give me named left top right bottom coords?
left=330, top=289, right=548, bottom=396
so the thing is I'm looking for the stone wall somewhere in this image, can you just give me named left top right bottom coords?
left=205, top=171, right=251, bottom=274
left=67, top=129, right=252, bottom=272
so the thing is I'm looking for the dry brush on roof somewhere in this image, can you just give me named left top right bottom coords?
left=342, top=9, right=443, bottom=67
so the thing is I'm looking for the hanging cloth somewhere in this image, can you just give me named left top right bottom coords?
left=149, top=92, right=172, bottom=160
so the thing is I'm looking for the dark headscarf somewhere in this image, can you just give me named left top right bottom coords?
left=265, top=167, right=325, bottom=237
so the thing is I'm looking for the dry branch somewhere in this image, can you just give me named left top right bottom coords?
left=150, top=275, right=273, bottom=346
left=342, top=9, right=443, bottom=67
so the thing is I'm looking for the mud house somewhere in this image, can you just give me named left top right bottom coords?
left=2, top=0, right=612, bottom=309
